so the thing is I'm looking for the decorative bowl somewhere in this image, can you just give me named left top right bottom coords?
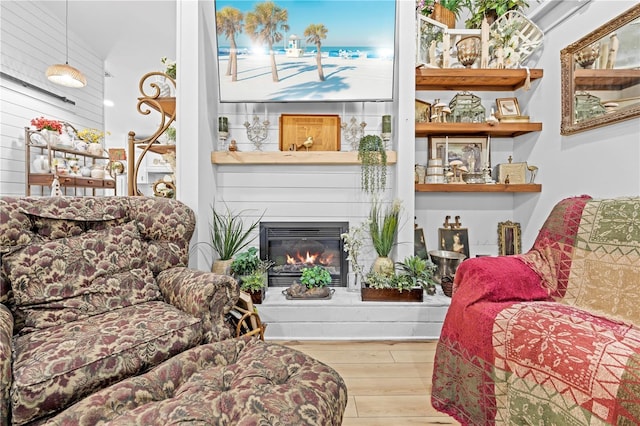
left=429, top=250, right=466, bottom=284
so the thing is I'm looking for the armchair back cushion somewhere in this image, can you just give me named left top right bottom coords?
left=521, top=196, right=640, bottom=325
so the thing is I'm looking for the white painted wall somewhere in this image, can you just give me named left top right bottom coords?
left=0, top=1, right=104, bottom=195
left=514, top=0, right=640, bottom=249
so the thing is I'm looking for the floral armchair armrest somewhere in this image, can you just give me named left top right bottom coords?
left=157, top=268, right=240, bottom=342
left=0, top=304, right=13, bottom=426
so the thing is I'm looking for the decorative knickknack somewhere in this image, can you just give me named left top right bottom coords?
left=358, top=135, right=387, bottom=194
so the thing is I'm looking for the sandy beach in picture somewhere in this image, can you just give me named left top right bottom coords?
left=218, top=54, right=394, bottom=102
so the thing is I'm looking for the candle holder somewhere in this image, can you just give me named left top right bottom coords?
left=381, top=115, right=391, bottom=143
left=341, top=117, right=367, bottom=151
left=244, top=115, right=270, bottom=151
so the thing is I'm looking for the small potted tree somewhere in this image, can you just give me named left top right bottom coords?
left=231, top=247, right=273, bottom=304
left=284, top=265, right=334, bottom=299
left=368, top=199, right=401, bottom=276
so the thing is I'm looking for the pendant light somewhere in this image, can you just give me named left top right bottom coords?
left=45, top=0, right=87, bottom=88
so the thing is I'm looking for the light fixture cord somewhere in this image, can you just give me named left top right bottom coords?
left=65, top=0, right=69, bottom=65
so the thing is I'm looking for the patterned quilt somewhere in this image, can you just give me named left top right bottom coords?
left=431, top=196, right=640, bottom=425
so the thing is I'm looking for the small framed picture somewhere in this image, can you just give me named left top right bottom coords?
left=498, top=221, right=522, bottom=256
left=429, top=136, right=488, bottom=172
left=414, top=228, right=428, bottom=260
left=438, top=228, right=470, bottom=259
left=496, top=97, right=521, bottom=117
left=415, top=99, right=431, bottom=123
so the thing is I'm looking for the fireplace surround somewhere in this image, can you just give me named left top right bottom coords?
left=259, top=222, right=348, bottom=287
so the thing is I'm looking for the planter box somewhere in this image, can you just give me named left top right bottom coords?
left=361, top=287, right=424, bottom=302
left=246, top=288, right=265, bottom=304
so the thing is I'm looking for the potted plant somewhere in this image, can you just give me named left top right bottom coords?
left=464, top=0, right=530, bottom=29
left=208, top=204, right=264, bottom=275
left=284, top=265, right=333, bottom=299
left=341, top=220, right=370, bottom=292
left=369, top=199, right=401, bottom=276
left=231, top=247, right=273, bottom=304
left=358, top=135, right=387, bottom=194
left=361, top=256, right=436, bottom=302
left=416, top=0, right=467, bottom=28
left=78, top=128, right=110, bottom=156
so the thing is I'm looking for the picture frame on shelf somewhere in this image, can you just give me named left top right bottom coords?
left=414, top=228, right=428, bottom=260
left=496, top=97, right=521, bottom=117
left=498, top=221, right=522, bottom=256
left=279, top=114, right=341, bottom=151
left=438, top=227, right=470, bottom=259
left=429, top=136, right=488, bottom=173
left=415, top=100, right=431, bottom=123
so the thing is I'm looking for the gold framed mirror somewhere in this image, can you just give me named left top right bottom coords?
left=498, top=221, right=521, bottom=256
left=560, top=4, right=640, bottom=135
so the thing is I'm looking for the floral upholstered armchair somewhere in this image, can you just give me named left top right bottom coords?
left=0, top=196, right=240, bottom=425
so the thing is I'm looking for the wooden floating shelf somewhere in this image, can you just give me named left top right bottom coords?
left=415, top=183, right=541, bottom=193
left=574, top=69, right=640, bottom=91
left=415, top=122, right=542, bottom=137
left=211, top=151, right=397, bottom=165
left=415, top=68, right=543, bottom=91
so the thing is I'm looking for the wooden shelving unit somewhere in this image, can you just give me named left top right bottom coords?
left=211, top=150, right=397, bottom=165
left=415, top=122, right=542, bottom=137
left=415, top=68, right=543, bottom=91
left=574, top=69, right=640, bottom=91
left=415, top=183, right=541, bottom=193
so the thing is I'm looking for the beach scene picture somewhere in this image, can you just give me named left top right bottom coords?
left=214, top=0, right=396, bottom=102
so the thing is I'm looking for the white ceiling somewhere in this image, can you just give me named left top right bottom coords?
left=36, top=0, right=177, bottom=60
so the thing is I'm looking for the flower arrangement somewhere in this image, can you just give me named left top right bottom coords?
left=161, top=57, right=176, bottom=79
left=341, top=220, right=370, bottom=284
left=31, top=117, right=62, bottom=134
left=77, top=128, right=110, bottom=144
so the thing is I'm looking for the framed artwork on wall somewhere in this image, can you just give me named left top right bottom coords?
left=214, top=0, right=397, bottom=102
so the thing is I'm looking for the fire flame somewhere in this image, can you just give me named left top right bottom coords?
left=286, top=251, right=334, bottom=266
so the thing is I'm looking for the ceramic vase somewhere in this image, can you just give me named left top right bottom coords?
left=456, top=36, right=481, bottom=68
left=372, top=256, right=394, bottom=276
left=32, top=155, right=49, bottom=174
left=87, top=143, right=104, bottom=156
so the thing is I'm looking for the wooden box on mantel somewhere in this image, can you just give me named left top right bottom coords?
left=279, top=114, right=341, bottom=151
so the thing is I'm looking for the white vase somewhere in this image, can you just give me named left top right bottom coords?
left=32, top=155, right=49, bottom=174
left=87, top=143, right=104, bottom=156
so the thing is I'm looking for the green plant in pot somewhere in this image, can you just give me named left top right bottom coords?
left=395, top=255, right=438, bottom=295
left=208, top=204, right=264, bottom=275
left=232, top=248, right=274, bottom=304
left=286, top=265, right=333, bottom=299
left=358, top=135, right=387, bottom=194
left=464, top=0, right=530, bottom=29
left=369, top=199, right=401, bottom=276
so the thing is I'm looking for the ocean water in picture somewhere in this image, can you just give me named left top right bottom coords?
left=214, top=0, right=396, bottom=102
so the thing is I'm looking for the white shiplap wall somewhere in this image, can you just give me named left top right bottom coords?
left=0, top=1, right=104, bottom=196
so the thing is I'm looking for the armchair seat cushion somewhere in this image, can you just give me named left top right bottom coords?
left=11, top=301, right=202, bottom=425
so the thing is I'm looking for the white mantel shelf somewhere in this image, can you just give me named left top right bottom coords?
left=211, top=151, right=398, bottom=165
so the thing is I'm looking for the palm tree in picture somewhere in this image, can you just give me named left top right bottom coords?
left=245, top=1, right=289, bottom=83
left=216, top=6, right=244, bottom=82
left=304, top=23, right=328, bottom=81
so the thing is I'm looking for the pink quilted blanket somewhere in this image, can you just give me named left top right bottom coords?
left=431, top=196, right=640, bottom=424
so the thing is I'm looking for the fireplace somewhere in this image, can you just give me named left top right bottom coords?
left=260, top=222, right=348, bottom=287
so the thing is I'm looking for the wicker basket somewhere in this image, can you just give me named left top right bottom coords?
left=441, top=276, right=454, bottom=297
left=432, top=4, right=456, bottom=29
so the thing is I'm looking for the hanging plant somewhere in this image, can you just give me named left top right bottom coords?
left=358, top=135, right=387, bottom=194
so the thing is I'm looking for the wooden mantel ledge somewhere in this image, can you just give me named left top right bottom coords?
left=211, top=150, right=397, bottom=165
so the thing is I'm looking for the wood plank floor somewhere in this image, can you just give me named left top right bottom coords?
left=273, top=340, right=460, bottom=425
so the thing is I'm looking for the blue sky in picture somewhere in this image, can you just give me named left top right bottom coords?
left=214, top=0, right=396, bottom=51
